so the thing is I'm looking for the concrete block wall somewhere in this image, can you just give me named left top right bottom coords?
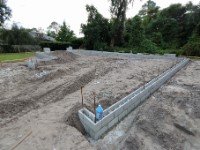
left=35, top=52, right=57, bottom=61
left=78, top=58, right=189, bottom=140
left=68, top=49, right=182, bottom=60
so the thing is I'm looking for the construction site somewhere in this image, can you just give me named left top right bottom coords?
left=0, top=49, right=200, bottom=150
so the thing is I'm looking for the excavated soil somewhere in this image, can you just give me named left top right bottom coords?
left=64, top=102, right=94, bottom=135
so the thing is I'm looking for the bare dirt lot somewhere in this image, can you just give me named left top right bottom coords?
left=0, top=51, right=198, bottom=150
left=95, top=60, right=200, bottom=150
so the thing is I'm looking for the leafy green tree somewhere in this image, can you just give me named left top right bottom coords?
left=109, top=0, right=134, bottom=46
left=79, top=1, right=200, bottom=56
left=0, top=24, right=36, bottom=45
left=179, top=2, right=200, bottom=46
left=125, top=15, right=144, bottom=47
left=182, top=22, right=200, bottom=56
left=0, top=0, right=11, bottom=27
left=138, top=0, right=159, bottom=26
left=81, top=5, right=110, bottom=50
left=47, top=21, right=59, bottom=38
left=139, top=0, right=159, bottom=17
left=144, top=3, right=186, bottom=48
left=56, top=21, right=75, bottom=42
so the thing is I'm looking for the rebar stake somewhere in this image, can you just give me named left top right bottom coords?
left=94, top=92, right=96, bottom=123
left=81, top=86, right=83, bottom=107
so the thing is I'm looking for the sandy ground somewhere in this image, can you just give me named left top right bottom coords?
left=0, top=51, right=195, bottom=150
left=95, top=60, right=200, bottom=150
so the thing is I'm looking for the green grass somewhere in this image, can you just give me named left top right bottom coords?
left=0, top=52, right=35, bottom=62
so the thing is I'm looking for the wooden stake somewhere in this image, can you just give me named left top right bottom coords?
left=94, top=92, right=96, bottom=123
left=81, top=86, right=83, bottom=107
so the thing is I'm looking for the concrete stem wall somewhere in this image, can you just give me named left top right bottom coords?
left=78, top=58, right=189, bottom=140
left=68, top=49, right=179, bottom=60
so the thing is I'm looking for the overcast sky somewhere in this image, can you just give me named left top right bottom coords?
left=6, top=0, right=199, bottom=37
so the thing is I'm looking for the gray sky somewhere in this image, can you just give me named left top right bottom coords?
left=6, top=0, right=199, bottom=37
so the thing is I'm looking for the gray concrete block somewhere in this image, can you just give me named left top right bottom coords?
left=119, top=110, right=128, bottom=121
left=123, top=100, right=130, bottom=110
left=95, top=125, right=109, bottom=140
left=149, top=85, right=155, bottom=93
left=83, top=115, right=96, bottom=131
left=104, top=102, right=118, bottom=115
left=82, top=123, right=90, bottom=135
left=129, top=97, right=135, bottom=104
left=129, top=98, right=134, bottom=105
left=103, top=109, right=109, bottom=116
left=79, top=118, right=85, bottom=128
left=82, top=108, right=95, bottom=121
left=149, top=78, right=157, bottom=85
left=101, top=112, right=115, bottom=127
left=88, top=112, right=95, bottom=122
left=78, top=110, right=85, bottom=122
left=127, top=104, right=133, bottom=113
left=129, top=92, right=135, bottom=98
left=111, top=102, right=120, bottom=111
left=82, top=113, right=92, bottom=125
left=156, top=81, right=162, bottom=87
left=121, top=94, right=131, bottom=102
left=131, top=103, right=137, bottom=111
left=145, top=86, right=152, bottom=93
left=161, top=78, right=167, bottom=85
left=134, top=88, right=141, bottom=95
left=43, top=47, right=51, bottom=53
left=108, top=117, right=119, bottom=128
left=141, top=89, right=148, bottom=95
left=140, top=93, right=148, bottom=102
left=79, top=117, right=84, bottom=125
left=146, top=92, right=151, bottom=98
left=122, top=96, right=130, bottom=102
left=114, top=105, right=124, bottom=117
left=152, top=82, right=157, bottom=88
left=113, top=100, right=123, bottom=109
left=119, top=100, right=126, bottom=106
left=133, top=98, right=141, bottom=107
left=152, top=84, right=158, bottom=93
left=91, top=120, right=102, bottom=132
left=89, top=128, right=96, bottom=139
left=66, top=46, right=73, bottom=50
left=156, top=83, right=161, bottom=89
left=82, top=108, right=89, bottom=116
left=131, top=94, right=141, bottom=104
left=163, top=75, right=169, bottom=82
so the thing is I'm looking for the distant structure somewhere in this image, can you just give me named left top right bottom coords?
left=29, top=31, right=55, bottom=41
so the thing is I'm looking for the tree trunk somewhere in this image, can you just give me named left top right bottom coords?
left=110, top=37, right=115, bottom=47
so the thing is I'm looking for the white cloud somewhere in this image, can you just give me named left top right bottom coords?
left=6, top=0, right=200, bottom=37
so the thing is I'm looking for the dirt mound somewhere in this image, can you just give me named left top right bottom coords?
left=36, top=51, right=78, bottom=66
left=64, top=103, right=88, bottom=135
left=41, top=69, right=67, bottom=82
left=52, top=50, right=78, bottom=63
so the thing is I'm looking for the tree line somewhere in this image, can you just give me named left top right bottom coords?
left=82, top=0, right=200, bottom=56
left=0, top=0, right=200, bottom=56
